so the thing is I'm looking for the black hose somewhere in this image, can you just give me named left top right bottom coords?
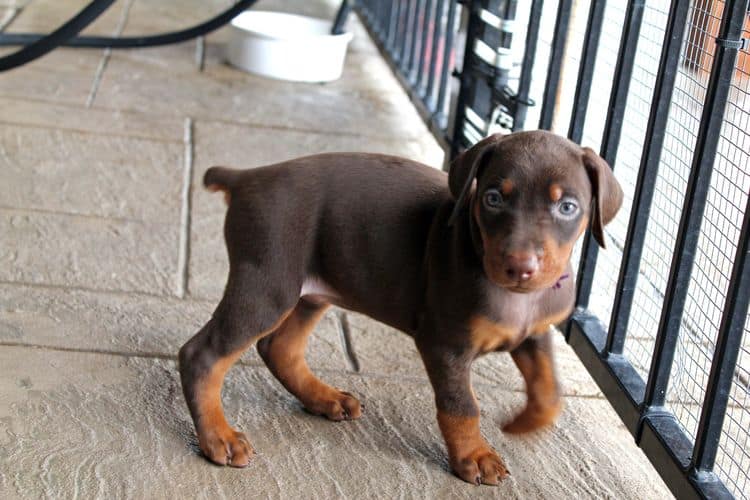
left=0, top=0, right=115, bottom=72
left=0, top=0, right=258, bottom=71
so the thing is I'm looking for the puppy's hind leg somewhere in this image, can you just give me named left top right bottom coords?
left=257, top=299, right=362, bottom=421
left=178, top=265, right=297, bottom=467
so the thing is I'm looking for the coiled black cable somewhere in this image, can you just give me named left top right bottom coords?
left=0, top=0, right=258, bottom=72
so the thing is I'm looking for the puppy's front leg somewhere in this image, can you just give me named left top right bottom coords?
left=503, top=330, right=562, bottom=434
left=417, top=343, right=509, bottom=485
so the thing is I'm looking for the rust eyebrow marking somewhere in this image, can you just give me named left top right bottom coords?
left=501, top=179, right=514, bottom=195
left=549, top=183, right=563, bottom=202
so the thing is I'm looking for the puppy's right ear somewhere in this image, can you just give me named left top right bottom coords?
left=581, top=148, right=623, bottom=248
left=447, top=134, right=505, bottom=226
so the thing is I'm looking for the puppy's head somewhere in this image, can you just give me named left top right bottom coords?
left=448, top=131, right=623, bottom=293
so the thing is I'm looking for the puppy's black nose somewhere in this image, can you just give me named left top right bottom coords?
left=504, top=253, right=539, bottom=281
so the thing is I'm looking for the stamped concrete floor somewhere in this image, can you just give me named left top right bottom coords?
left=0, top=0, right=672, bottom=498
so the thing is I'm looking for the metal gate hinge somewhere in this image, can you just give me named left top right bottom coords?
left=715, top=37, right=749, bottom=50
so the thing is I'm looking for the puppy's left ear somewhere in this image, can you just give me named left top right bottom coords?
left=582, top=147, right=624, bottom=248
left=447, top=134, right=505, bottom=226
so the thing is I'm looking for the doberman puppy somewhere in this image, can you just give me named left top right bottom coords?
left=178, top=130, right=623, bottom=485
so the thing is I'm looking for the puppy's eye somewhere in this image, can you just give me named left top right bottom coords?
left=556, top=199, right=579, bottom=218
left=483, top=189, right=503, bottom=209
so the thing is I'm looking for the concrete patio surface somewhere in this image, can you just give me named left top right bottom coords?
left=1, top=0, right=672, bottom=498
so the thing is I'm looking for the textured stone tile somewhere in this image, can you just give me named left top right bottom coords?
left=0, top=124, right=183, bottom=221
left=0, top=97, right=183, bottom=141
left=0, top=346, right=670, bottom=499
left=0, top=283, right=350, bottom=371
left=0, top=50, right=101, bottom=105
left=0, top=209, right=178, bottom=295
left=120, top=0, right=235, bottom=35
left=203, top=47, right=413, bottom=100
left=6, top=0, right=126, bottom=33
left=94, top=51, right=431, bottom=140
left=188, top=119, right=443, bottom=301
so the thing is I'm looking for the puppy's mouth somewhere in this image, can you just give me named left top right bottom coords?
left=483, top=258, right=564, bottom=293
left=498, top=281, right=546, bottom=294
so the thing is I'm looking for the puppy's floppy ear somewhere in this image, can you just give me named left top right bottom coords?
left=582, top=147, right=624, bottom=248
left=447, top=134, right=505, bottom=226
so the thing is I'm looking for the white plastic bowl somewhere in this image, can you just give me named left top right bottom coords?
left=226, top=11, right=353, bottom=83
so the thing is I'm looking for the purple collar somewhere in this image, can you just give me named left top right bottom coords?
left=552, top=273, right=570, bottom=290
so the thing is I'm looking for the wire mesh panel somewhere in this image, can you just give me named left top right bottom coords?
left=719, top=320, right=750, bottom=498
left=622, top=1, right=720, bottom=396
left=712, top=17, right=750, bottom=497
left=664, top=0, right=729, bottom=438
left=586, top=3, right=670, bottom=349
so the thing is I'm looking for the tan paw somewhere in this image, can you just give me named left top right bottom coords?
left=451, top=446, right=510, bottom=486
left=304, top=390, right=362, bottom=421
left=502, top=400, right=562, bottom=434
left=198, top=426, right=254, bottom=467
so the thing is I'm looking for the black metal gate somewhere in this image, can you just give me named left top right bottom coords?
left=356, top=1, right=750, bottom=498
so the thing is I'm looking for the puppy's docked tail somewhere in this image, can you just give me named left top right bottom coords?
left=204, top=166, right=240, bottom=204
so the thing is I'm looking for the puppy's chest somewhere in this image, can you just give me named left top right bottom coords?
left=469, top=291, right=573, bottom=353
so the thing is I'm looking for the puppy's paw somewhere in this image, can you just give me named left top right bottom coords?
left=451, top=446, right=509, bottom=486
left=502, top=400, right=562, bottom=434
left=304, top=389, right=362, bottom=421
left=198, top=427, right=254, bottom=467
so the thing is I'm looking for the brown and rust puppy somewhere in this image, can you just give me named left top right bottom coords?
left=178, top=130, right=623, bottom=485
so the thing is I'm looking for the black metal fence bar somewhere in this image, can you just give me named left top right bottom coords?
left=450, top=2, right=481, bottom=156
left=435, top=0, right=458, bottom=128
left=408, top=0, right=422, bottom=76
left=415, top=0, right=434, bottom=89
left=387, top=1, right=399, bottom=50
left=567, top=0, right=606, bottom=143
left=407, top=0, right=419, bottom=71
left=606, top=0, right=691, bottom=364
left=395, top=1, right=408, bottom=63
left=576, top=0, right=647, bottom=315
left=511, top=0, right=543, bottom=132
left=687, top=0, right=750, bottom=476
left=538, top=0, right=572, bottom=130
left=396, top=0, right=415, bottom=65
left=425, top=0, right=446, bottom=104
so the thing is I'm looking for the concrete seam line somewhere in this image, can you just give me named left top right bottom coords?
left=0, top=7, right=21, bottom=32
left=176, top=116, right=194, bottom=298
left=85, top=0, right=135, bottom=108
left=195, top=35, right=205, bottom=71
left=0, top=278, right=215, bottom=304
